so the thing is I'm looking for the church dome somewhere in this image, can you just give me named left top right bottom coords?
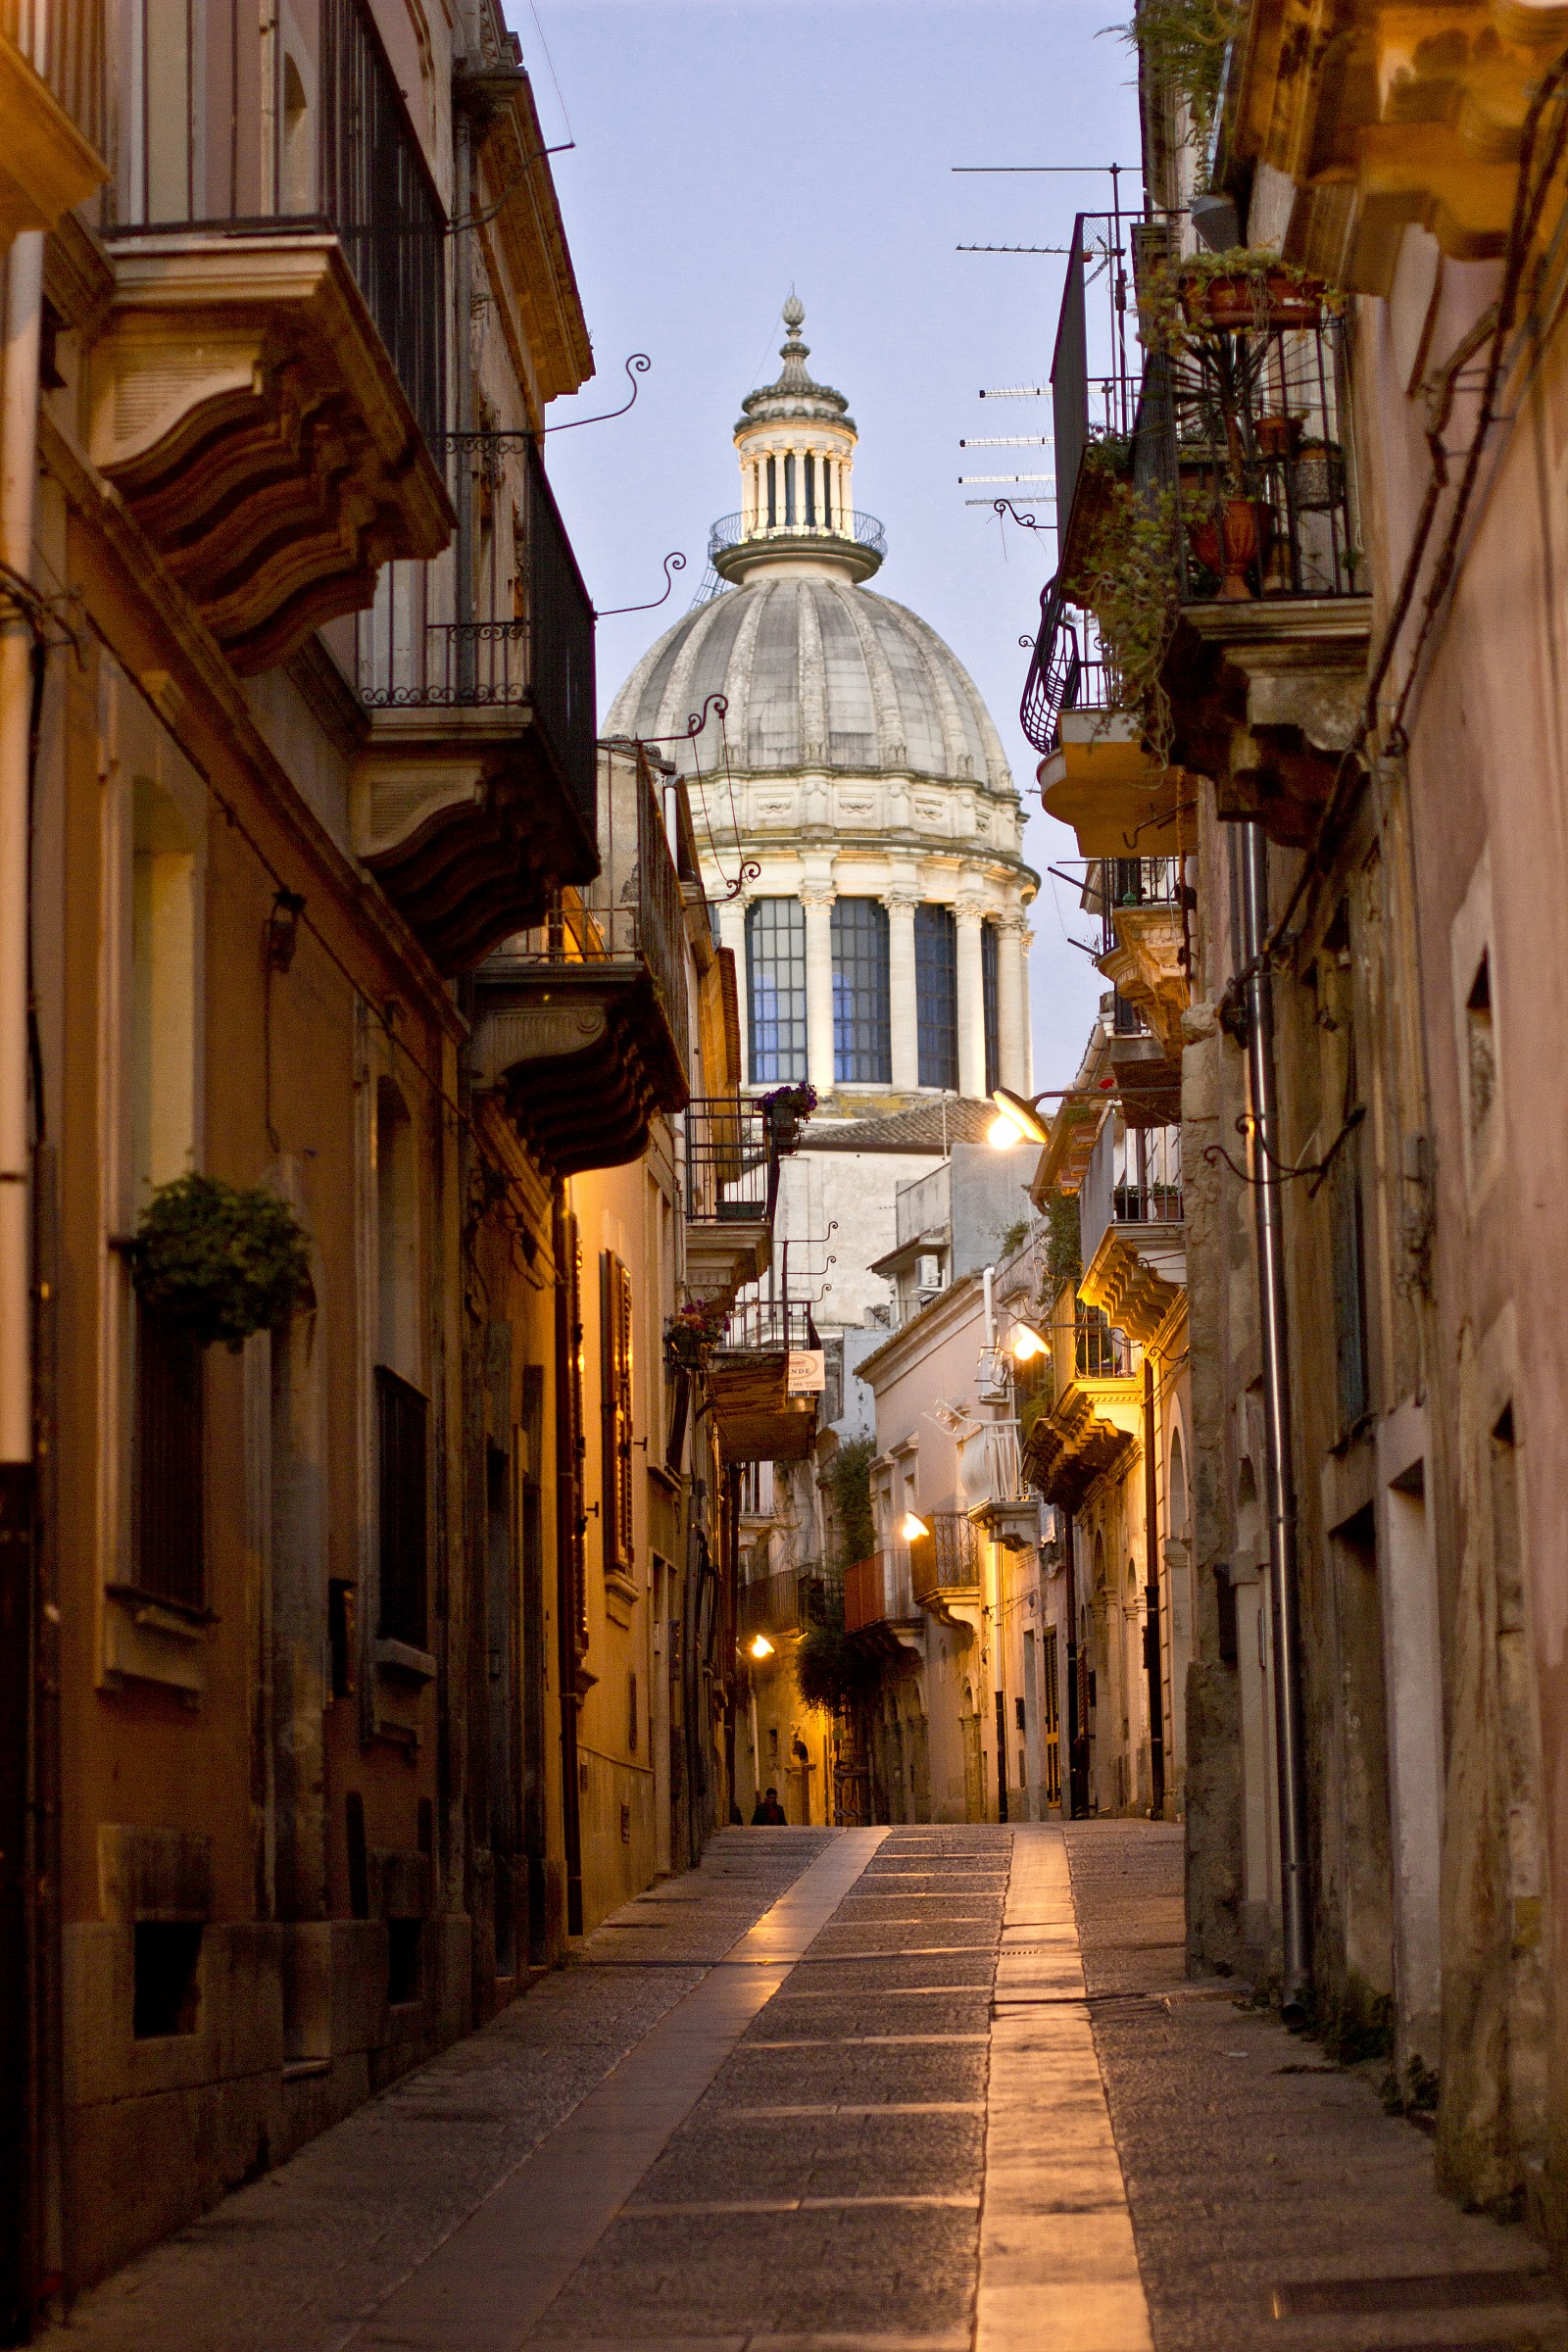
left=606, top=574, right=1011, bottom=790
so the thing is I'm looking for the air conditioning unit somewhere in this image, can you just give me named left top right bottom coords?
left=915, top=1253, right=943, bottom=1293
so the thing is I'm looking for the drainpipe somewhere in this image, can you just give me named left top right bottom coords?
left=1238, top=821, right=1311, bottom=2016
left=0, top=224, right=44, bottom=2346
left=1143, top=1355, right=1165, bottom=1818
left=1063, top=1511, right=1081, bottom=1819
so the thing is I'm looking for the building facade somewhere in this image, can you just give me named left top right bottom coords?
left=0, top=5, right=811, bottom=2328
left=1013, top=0, right=1568, bottom=2261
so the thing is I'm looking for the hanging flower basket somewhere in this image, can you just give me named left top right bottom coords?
left=127, top=1173, right=313, bottom=1351
left=1180, top=267, right=1323, bottom=332
left=760, top=1081, right=817, bottom=1153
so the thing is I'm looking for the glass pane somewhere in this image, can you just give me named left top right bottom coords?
left=831, top=899, right=890, bottom=1084
left=914, top=904, right=957, bottom=1090
left=746, top=899, right=808, bottom=1081
left=981, top=919, right=1000, bottom=1096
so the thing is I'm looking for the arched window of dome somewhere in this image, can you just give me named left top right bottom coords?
left=784, top=454, right=797, bottom=527
left=822, top=459, right=834, bottom=530
left=804, top=453, right=816, bottom=528
left=831, top=900, right=891, bottom=1084
left=914, top=905, right=957, bottom=1091
left=766, top=456, right=777, bottom=530
left=981, top=919, right=1001, bottom=1097
left=746, top=900, right=807, bottom=1082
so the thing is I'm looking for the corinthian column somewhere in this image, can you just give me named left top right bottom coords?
left=802, top=888, right=836, bottom=1097
left=956, top=899, right=986, bottom=1101
left=886, top=892, right=919, bottom=1093
left=997, top=913, right=1027, bottom=1094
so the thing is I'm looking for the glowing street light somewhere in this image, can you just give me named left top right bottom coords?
left=988, top=1109, right=1026, bottom=1149
left=900, top=1512, right=930, bottom=1542
left=749, top=1634, right=775, bottom=1661
left=1009, top=1323, right=1048, bottom=1362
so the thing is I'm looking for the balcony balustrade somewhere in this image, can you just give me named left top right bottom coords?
left=709, top=508, right=886, bottom=587
left=0, top=12, right=104, bottom=242
left=681, top=1100, right=789, bottom=1309
left=909, top=1511, right=981, bottom=1615
left=707, top=1291, right=818, bottom=1466
left=469, top=745, right=688, bottom=1176
left=87, top=0, right=454, bottom=673
left=739, top=1567, right=823, bottom=1644
left=351, top=435, right=598, bottom=970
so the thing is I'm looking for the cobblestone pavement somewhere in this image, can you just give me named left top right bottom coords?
left=50, top=1823, right=1568, bottom=2352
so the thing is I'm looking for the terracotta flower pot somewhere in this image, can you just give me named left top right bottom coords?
left=1179, top=270, right=1324, bottom=333
left=1189, top=498, right=1273, bottom=599
left=1254, top=413, right=1304, bottom=462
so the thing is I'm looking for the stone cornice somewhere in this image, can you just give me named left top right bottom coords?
left=39, top=410, right=465, bottom=1045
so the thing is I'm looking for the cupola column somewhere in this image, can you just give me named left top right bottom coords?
left=802, top=886, right=837, bottom=1097
left=717, top=896, right=750, bottom=1083
left=997, top=912, right=1027, bottom=1092
left=955, top=900, right=987, bottom=1099
left=886, top=890, right=919, bottom=1093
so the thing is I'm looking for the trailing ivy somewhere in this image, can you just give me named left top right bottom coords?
left=1122, top=0, right=1245, bottom=182
left=796, top=1594, right=881, bottom=1711
left=826, top=1434, right=875, bottom=1568
left=129, top=1173, right=313, bottom=1351
left=1046, top=1195, right=1083, bottom=1290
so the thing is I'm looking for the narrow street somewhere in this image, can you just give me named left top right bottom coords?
left=50, top=1827, right=1564, bottom=2352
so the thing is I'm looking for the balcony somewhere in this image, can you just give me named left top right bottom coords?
left=1027, top=610, right=1186, bottom=858
left=683, top=1100, right=784, bottom=1311
left=708, top=1296, right=818, bottom=1466
left=956, top=1421, right=1040, bottom=1554
left=1080, top=1124, right=1185, bottom=1349
left=1022, top=1299, right=1141, bottom=1515
left=1088, top=858, right=1189, bottom=1063
left=0, top=24, right=105, bottom=242
left=86, top=0, right=454, bottom=674
left=709, top=508, right=886, bottom=588
left=470, top=745, right=688, bottom=1177
left=909, top=1511, right=980, bottom=1621
left=739, top=1567, right=826, bottom=1644
left=350, top=437, right=598, bottom=972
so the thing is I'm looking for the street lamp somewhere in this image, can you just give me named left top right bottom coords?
left=900, top=1511, right=930, bottom=1542
left=989, top=1084, right=1112, bottom=1150
left=749, top=1634, right=774, bottom=1661
left=1008, top=1322, right=1048, bottom=1362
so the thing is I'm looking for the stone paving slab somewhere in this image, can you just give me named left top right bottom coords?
left=1065, top=1821, right=1568, bottom=2352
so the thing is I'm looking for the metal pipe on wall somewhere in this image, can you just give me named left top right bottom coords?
left=1238, top=820, right=1312, bottom=2015
left=1142, top=1354, right=1165, bottom=1819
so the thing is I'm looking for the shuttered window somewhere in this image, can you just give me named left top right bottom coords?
left=601, top=1251, right=635, bottom=1580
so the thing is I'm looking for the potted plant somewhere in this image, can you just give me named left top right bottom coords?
left=127, top=1173, right=312, bottom=1351
left=664, top=1298, right=725, bottom=1375
left=760, top=1080, right=816, bottom=1153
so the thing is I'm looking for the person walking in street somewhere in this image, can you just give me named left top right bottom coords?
left=751, top=1788, right=787, bottom=1825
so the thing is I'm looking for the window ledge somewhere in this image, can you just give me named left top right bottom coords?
left=104, top=1585, right=215, bottom=1636
left=374, top=1638, right=437, bottom=1683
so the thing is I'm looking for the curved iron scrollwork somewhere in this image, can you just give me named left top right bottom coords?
left=598, top=551, right=686, bottom=618
left=992, top=497, right=1051, bottom=534
left=541, top=352, right=651, bottom=435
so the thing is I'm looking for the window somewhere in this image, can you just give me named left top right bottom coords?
left=981, top=918, right=1000, bottom=1096
left=133, top=1922, right=202, bottom=2038
left=766, top=456, right=777, bottom=528
left=376, top=1366, right=428, bottom=1645
left=784, top=453, right=797, bottom=525
left=1466, top=954, right=1496, bottom=1147
left=601, top=1251, right=634, bottom=1580
left=747, top=899, right=808, bottom=1081
left=832, top=898, right=891, bottom=1083
left=914, top=905, right=957, bottom=1090
left=1329, top=1124, right=1369, bottom=1436
left=823, top=460, right=834, bottom=529
left=804, top=453, right=816, bottom=526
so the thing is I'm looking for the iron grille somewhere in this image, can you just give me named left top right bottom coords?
left=684, top=1100, right=779, bottom=1224
left=132, top=1303, right=204, bottom=1609
left=376, top=1364, right=429, bottom=1646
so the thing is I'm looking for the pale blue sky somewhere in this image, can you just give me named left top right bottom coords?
left=506, top=0, right=1141, bottom=1091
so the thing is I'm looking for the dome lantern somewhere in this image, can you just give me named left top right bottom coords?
left=710, top=298, right=885, bottom=588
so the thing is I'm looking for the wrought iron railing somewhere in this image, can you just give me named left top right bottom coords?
left=909, top=1512, right=980, bottom=1604
left=720, top=1295, right=817, bottom=1354
left=1052, top=211, right=1142, bottom=531
left=107, top=0, right=446, bottom=451
left=358, top=437, right=596, bottom=831
left=684, top=1101, right=780, bottom=1227
left=739, top=1566, right=828, bottom=1642
left=708, top=510, right=886, bottom=560
left=1075, top=1317, right=1131, bottom=1379
left=1151, top=309, right=1361, bottom=604
left=1093, top=857, right=1182, bottom=956
left=501, top=752, right=686, bottom=1054
left=1020, top=579, right=1116, bottom=759
left=1111, top=1124, right=1183, bottom=1226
